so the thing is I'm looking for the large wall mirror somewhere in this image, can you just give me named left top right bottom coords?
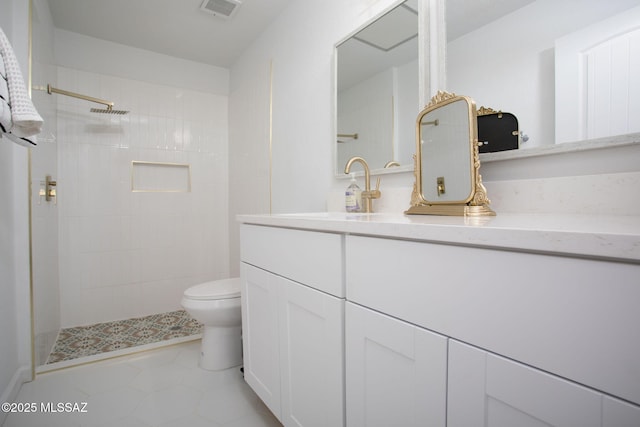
left=446, top=0, right=640, bottom=149
left=335, top=0, right=640, bottom=177
left=335, top=0, right=419, bottom=175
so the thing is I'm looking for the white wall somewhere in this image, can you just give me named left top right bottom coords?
left=0, top=0, right=35, bottom=419
left=49, top=31, right=230, bottom=327
left=227, top=59, right=272, bottom=277
left=0, top=137, right=30, bottom=426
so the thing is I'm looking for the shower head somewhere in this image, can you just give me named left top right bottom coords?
left=90, top=107, right=129, bottom=115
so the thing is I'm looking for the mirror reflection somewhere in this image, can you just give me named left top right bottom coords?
left=335, top=0, right=639, bottom=178
left=446, top=0, right=640, bottom=148
left=336, top=0, right=418, bottom=174
left=420, top=97, right=473, bottom=202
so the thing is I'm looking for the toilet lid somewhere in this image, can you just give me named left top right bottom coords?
left=184, top=278, right=241, bottom=300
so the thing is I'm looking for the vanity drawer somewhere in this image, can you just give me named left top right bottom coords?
left=240, top=224, right=344, bottom=297
left=345, top=234, right=640, bottom=405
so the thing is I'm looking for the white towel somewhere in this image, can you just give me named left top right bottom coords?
left=0, top=25, right=42, bottom=138
left=0, top=51, right=5, bottom=78
left=0, top=131, right=36, bottom=147
left=0, top=95, right=12, bottom=134
left=0, top=55, right=12, bottom=133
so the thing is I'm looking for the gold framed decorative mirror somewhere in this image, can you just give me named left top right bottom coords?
left=405, top=91, right=495, bottom=216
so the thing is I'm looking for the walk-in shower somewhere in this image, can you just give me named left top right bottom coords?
left=29, top=0, right=228, bottom=373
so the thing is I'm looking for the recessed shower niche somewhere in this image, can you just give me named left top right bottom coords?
left=131, top=161, right=192, bottom=193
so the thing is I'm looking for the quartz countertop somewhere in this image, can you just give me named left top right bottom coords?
left=237, top=212, right=640, bottom=263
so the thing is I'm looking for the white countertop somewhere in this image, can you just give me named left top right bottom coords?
left=237, top=212, right=640, bottom=263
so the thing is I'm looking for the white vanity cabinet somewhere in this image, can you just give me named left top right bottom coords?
left=240, top=224, right=345, bottom=427
left=238, top=213, right=640, bottom=427
left=345, top=302, right=447, bottom=427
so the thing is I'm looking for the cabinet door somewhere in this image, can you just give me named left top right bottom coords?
left=448, top=340, right=604, bottom=427
left=603, top=396, right=640, bottom=427
left=346, top=302, right=447, bottom=427
left=279, top=276, right=344, bottom=427
left=241, top=263, right=281, bottom=419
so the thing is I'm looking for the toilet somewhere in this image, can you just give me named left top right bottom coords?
left=181, top=278, right=242, bottom=371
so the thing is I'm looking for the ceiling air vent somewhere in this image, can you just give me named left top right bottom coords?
left=200, top=0, right=242, bottom=20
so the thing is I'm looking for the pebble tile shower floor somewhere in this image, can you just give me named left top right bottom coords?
left=46, top=310, right=203, bottom=365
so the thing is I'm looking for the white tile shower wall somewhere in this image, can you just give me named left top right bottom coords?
left=56, top=67, right=229, bottom=328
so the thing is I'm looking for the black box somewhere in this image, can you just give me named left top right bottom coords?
left=477, top=111, right=519, bottom=153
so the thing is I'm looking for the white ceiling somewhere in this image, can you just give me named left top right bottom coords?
left=46, top=0, right=535, bottom=69
left=46, top=0, right=293, bottom=68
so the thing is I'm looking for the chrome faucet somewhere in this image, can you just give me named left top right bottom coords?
left=344, top=156, right=380, bottom=213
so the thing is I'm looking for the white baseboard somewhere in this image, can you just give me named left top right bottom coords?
left=0, top=365, right=32, bottom=425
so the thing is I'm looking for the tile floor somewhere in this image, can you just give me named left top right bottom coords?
left=3, top=341, right=282, bottom=427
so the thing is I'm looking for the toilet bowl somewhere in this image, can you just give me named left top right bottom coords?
left=181, top=278, right=242, bottom=371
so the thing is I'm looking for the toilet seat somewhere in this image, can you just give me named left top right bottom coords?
left=183, top=278, right=241, bottom=301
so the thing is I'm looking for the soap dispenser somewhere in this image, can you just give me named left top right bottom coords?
left=345, top=172, right=362, bottom=212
